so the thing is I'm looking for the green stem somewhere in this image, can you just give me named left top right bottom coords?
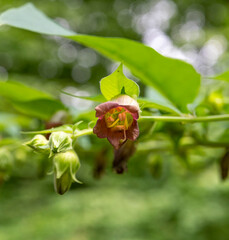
left=74, top=128, right=93, bottom=138
left=140, top=114, right=229, bottom=123
left=137, top=140, right=229, bottom=152
left=72, top=128, right=94, bottom=148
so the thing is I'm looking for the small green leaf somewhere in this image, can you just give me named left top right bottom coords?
left=212, top=71, right=229, bottom=82
left=138, top=98, right=181, bottom=115
left=100, top=64, right=139, bottom=100
left=61, top=91, right=106, bottom=102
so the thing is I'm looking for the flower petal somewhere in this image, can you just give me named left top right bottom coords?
left=120, top=105, right=139, bottom=120
left=107, top=129, right=124, bottom=149
left=126, top=120, right=139, bottom=141
left=113, top=140, right=136, bottom=174
left=95, top=102, right=119, bottom=118
left=93, top=118, right=108, bottom=138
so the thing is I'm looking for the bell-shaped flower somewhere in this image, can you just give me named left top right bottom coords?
left=93, top=95, right=140, bottom=149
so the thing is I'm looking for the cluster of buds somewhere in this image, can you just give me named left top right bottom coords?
left=26, top=131, right=81, bottom=195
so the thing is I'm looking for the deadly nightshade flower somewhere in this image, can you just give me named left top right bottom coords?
left=93, top=95, right=140, bottom=149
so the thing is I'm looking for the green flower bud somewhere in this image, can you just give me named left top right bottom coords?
left=0, top=149, right=14, bottom=180
left=25, top=135, right=49, bottom=154
left=49, top=131, right=72, bottom=156
left=53, top=150, right=81, bottom=195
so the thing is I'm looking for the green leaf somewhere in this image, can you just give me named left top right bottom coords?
left=100, top=64, right=139, bottom=100
left=138, top=87, right=182, bottom=115
left=72, top=35, right=200, bottom=113
left=212, top=71, right=229, bottom=82
left=0, top=3, right=74, bottom=36
left=0, top=81, right=65, bottom=120
left=0, top=81, right=52, bottom=101
left=61, top=91, right=106, bottom=102
left=138, top=98, right=180, bottom=114
left=11, top=99, right=65, bottom=120
left=0, top=3, right=201, bottom=114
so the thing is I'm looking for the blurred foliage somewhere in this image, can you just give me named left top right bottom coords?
left=1, top=0, right=229, bottom=239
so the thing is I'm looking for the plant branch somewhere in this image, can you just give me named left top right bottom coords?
left=140, top=114, right=229, bottom=123
left=74, top=128, right=93, bottom=138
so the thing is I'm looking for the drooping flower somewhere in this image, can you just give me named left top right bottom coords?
left=113, top=140, right=136, bottom=174
left=93, top=95, right=140, bottom=149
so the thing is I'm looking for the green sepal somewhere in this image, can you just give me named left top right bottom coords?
left=49, top=131, right=72, bottom=156
left=100, top=63, right=140, bottom=101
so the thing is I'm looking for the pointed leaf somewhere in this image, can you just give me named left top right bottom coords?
left=0, top=3, right=74, bottom=35
left=100, top=64, right=139, bottom=100
left=61, top=91, right=106, bottom=102
left=212, top=71, right=229, bottom=82
left=138, top=98, right=181, bottom=115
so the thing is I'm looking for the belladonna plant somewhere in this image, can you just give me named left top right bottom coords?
left=23, top=63, right=229, bottom=194
left=4, top=3, right=229, bottom=195
left=25, top=64, right=142, bottom=194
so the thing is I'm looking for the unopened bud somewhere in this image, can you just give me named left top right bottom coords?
left=49, top=131, right=72, bottom=156
left=25, top=135, right=49, bottom=154
left=53, top=150, right=81, bottom=195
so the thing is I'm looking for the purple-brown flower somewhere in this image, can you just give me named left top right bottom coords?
left=93, top=95, right=140, bottom=149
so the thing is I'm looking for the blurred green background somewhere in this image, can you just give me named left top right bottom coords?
left=1, top=0, right=229, bottom=239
